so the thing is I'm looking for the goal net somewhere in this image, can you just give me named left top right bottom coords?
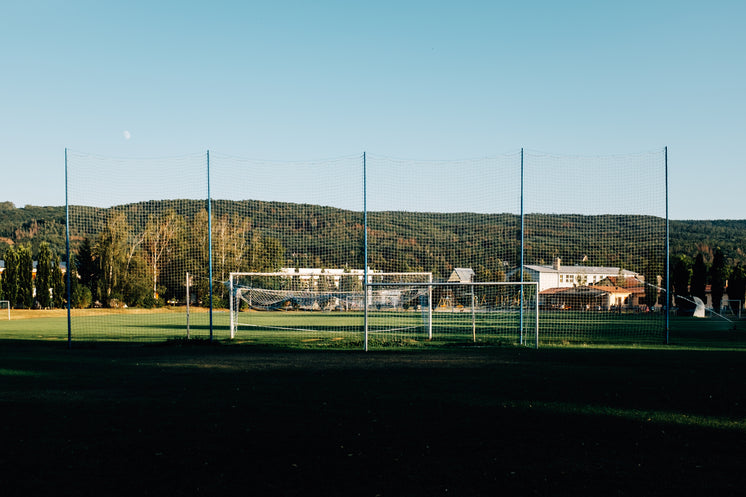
left=0, top=300, right=9, bottom=320
left=229, top=271, right=433, bottom=344
left=365, top=281, right=538, bottom=348
left=229, top=272, right=537, bottom=348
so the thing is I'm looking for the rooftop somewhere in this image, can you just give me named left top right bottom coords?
left=524, top=264, right=638, bottom=276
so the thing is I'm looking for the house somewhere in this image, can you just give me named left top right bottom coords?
left=539, top=283, right=645, bottom=311
left=517, top=258, right=642, bottom=292
left=447, top=268, right=475, bottom=283
left=593, top=276, right=647, bottom=308
left=540, top=286, right=613, bottom=310
left=508, top=258, right=647, bottom=310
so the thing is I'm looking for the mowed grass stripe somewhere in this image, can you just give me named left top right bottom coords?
left=1, top=308, right=746, bottom=348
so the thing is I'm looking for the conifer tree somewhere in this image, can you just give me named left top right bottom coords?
left=726, top=264, right=746, bottom=316
left=17, top=245, right=34, bottom=308
left=1, top=246, right=17, bottom=306
left=690, top=253, right=707, bottom=303
left=710, top=248, right=727, bottom=313
left=36, top=242, right=54, bottom=308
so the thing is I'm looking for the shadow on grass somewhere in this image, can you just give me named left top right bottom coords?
left=1, top=342, right=746, bottom=495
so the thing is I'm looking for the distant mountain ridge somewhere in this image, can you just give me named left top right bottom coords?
left=1, top=201, right=745, bottom=269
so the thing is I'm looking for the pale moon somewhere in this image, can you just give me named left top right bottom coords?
left=123, top=130, right=131, bottom=140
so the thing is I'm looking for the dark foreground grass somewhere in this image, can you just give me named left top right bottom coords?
left=1, top=342, right=745, bottom=496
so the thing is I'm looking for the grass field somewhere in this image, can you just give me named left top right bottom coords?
left=1, top=340, right=745, bottom=496
left=2, top=307, right=746, bottom=349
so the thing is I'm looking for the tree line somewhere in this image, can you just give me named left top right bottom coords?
left=70, top=208, right=285, bottom=309
left=1, top=207, right=285, bottom=310
left=2, top=200, right=746, bottom=310
left=1, top=242, right=65, bottom=309
left=670, top=248, right=746, bottom=314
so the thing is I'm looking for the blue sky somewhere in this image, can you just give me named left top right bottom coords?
left=2, top=0, right=744, bottom=219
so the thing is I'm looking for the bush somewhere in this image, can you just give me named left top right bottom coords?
left=72, top=286, right=92, bottom=309
left=141, top=295, right=165, bottom=309
left=211, top=295, right=227, bottom=309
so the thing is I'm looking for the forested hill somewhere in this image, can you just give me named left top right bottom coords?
left=0, top=202, right=67, bottom=257
left=1, top=200, right=746, bottom=267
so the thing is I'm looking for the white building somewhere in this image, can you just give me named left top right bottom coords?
left=517, top=258, right=642, bottom=292
left=277, top=267, right=365, bottom=287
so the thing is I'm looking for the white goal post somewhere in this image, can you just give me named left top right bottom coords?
left=227, top=272, right=538, bottom=349
left=0, top=300, right=9, bottom=320
left=228, top=270, right=433, bottom=339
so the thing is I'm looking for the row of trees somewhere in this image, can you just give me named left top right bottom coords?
left=71, top=208, right=285, bottom=309
left=670, top=248, right=746, bottom=314
left=0, top=208, right=287, bottom=310
left=1, top=242, right=65, bottom=309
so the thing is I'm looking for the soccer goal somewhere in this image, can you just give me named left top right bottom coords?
left=229, top=272, right=538, bottom=349
left=364, top=281, right=539, bottom=349
left=228, top=270, right=433, bottom=344
left=0, top=300, right=9, bottom=320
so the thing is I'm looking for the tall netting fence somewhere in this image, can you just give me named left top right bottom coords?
left=210, top=153, right=365, bottom=346
left=523, top=151, right=667, bottom=344
left=65, top=151, right=211, bottom=341
left=365, top=153, right=531, bottom=347
left=61, top=149, right=667, bottom=347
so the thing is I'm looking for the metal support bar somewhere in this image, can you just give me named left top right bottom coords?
left=520, top=148, right=525, bottom=345
left=363, top=152, right=368, bottom=352
left=665, top=146, right=670, bottom=344
left=207, top=150, right=214, bottom=341
left=186, top=272, right=191, bottom=340
left=65, top=148, right=72, bottom=349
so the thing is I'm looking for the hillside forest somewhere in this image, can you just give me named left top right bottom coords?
left=1, top=200, right=745, bottom=311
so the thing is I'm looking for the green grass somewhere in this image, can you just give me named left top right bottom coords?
left=1, top=343, right=745, bottom=496
left=2, top=308, right=746, bottom=350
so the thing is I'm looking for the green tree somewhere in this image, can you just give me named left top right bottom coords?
left=252, top=235, right=285, bottom=273
left=121, top=252, right=152, bottom=307
left=17, top=245, right=34, bottom=308
left=67, top=258, right=92, bottom=309
left=93, top=212, right=131, bottom=307
left=710, top=248, right=728, bottom=313
left=52, top=254, right=65, bottom=308
left=726, top=264, right=746, bottom=315
left=690, top=253, right=707, bottom=303
left=508, top=269, right=535, bottom=305
left=186, top=209, right=211, bottom=305
left=142, top=210, right=185, bottom=300
left=2, top=246, right=18, bottom=307
left=474, top=263, right=506, bottom=307
left=76, top=237, right=97, bottom=301
left=317, top=268, right=333, bottom=292
left=35, top=242, right=54, bottom=308
left=339, top=265, right=362, bottom=292
left=211, top=213, right=251, bottom=300
left=642, top=262, right=663, bottom=307
left=671, top=255, right=692, bottom=313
